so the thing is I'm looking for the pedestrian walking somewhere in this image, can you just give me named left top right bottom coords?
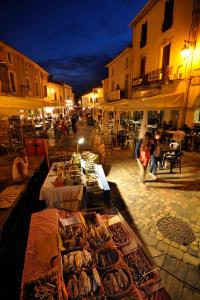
left=71, top=114, right=77, bottom=134
left=149, top=132, right=162, bottom=179
left=135, top=132, right=153, bottom=187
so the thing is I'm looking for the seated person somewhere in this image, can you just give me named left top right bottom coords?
left=12, top=147, right=29, bottom=182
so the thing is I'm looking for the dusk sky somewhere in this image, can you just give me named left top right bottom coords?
left=0, top=0, right=148, bottom=95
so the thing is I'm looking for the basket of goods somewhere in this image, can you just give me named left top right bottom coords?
left=123, top=248, right=160, bottom=288
left=63, top=249, right=93, bottom=273
left=95, top=247, right=120, bottom=271
left=102, top=267, right=132, bottom=299
left=59, top=223, right=88, bottom=252
left=65, top=267, right=104, bottom=300
left=23, top=268, right=66, bottom=300
left=108, top=222, right=132, bottom=247
left=87, top=225, right=112, bottom=249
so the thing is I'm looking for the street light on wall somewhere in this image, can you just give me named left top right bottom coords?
left=180, top=40, right=196, bottom=59
left=77, top=137, right=85, bottom=153
left=180, top=40, right=196, bottom=126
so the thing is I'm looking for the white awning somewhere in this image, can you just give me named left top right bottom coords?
left=0, top=95, right=65, bottom=115
left=128, top=92, right=185, bottom=111
left=97, top=92, right=185, bottom=111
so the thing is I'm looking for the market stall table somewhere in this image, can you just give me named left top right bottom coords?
left=39, top=162, right=85, bottom=211
left=21, top=208, right=171, bottom=300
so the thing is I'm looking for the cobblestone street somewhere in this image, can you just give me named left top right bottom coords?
left=104, top=148, right=200, bottom=300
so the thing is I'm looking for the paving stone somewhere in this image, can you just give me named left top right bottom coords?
left=160, top=269, right=183, bottom=300
left=179, top=245, right=188, bottom=252
left=171, top=241, right=180, bottom=248
left=157, top=241, right=169, bottom=253
left=163, top=238, right=171, bottom=245
left=153, top=254, right=166, bottom=268
left=192, top=241, right=199, bottom=246
left=147, top=246, right=162, bottom=258
left=156, top=234, right=163, bottom=241
left=183, top=253, right=200, bottom=265
left=136, top=222, right=144, bottom=230
left=181, top=286, right=200, bottom=300
left=163, top=255, right=188, bottom=281
left=140, top=232, right=158, bottom=247
left=168, top=246, right=183, bottom=260
left=188, top=246, right=198, bottom=257
left=185, top=264, right=200, bottom=290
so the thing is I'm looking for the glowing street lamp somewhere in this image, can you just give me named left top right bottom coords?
left=180, top=40, right=196, bottom=59
left=180, top=40, right=196, bottom=126
left=77, top=137, right=85, bottom=153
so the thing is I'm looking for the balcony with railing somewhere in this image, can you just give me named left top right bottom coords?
left=132, top=66, right=174, bottom=92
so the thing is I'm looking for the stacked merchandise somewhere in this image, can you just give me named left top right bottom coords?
left=21, top=208, right=170, bottom=299
left=9, top=115, right=23, bottom=147
left=49, top=151, right=81, bottom=163
left=81, top=151, right=99, bottom=164
left=53, top=162, right=82, bottom=187
left=57, top=209, right=169, bottom=300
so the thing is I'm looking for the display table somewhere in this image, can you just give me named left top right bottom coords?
left=21, top=208, right=171, bottom=300
left=81, top=160, right=111, bottom=210
left=39, top=162, right=85, bottom=211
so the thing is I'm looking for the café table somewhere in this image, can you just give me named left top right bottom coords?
left=39, top=162, right=85, bottom=211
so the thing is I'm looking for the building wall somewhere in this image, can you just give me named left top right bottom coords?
left=131, top=0, right=193, bottom=79
left=0, top=41, right=49, bottom=99
left=47, top=82, right=65, bottom=106
left=102, top=78, right=110, bottom=102
left=81, top=88, right=103, bottom=109
left=107, top=47, right=132, bottom=100
left=130, top=0, right=200, bottom=127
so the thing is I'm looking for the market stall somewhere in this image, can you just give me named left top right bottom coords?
left=39, top=160, right=85, bottom=211
left=40, top=152, right=110, bottom=212
left=21, top=208, right=171, bottom=300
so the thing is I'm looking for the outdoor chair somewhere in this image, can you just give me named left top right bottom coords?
left=162, top=142, right=182, bottom=173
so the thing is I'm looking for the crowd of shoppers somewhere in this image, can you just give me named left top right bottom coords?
left=53, top=111, right=79, bottom=143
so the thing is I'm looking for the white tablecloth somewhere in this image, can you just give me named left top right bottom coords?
left=39, top=163, right=84, bottom=211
